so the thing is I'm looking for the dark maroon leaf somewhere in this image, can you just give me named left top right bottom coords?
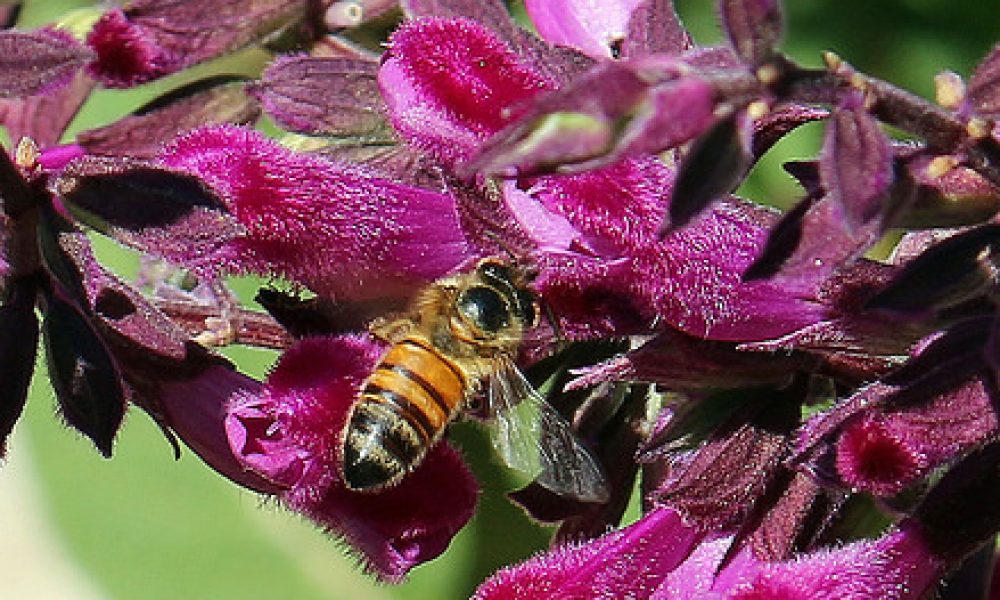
left=663, top=112, right=751, bottom=232
left=968, top=44, right=1000, bottom=116
left=719, top=0, right=782, bottom=66
left=0, top=72, right=94, bottom=149
left=655, top=392, right=798, bottom=531
left=42, top=291, right=126, bottom=457
left=36, top=207, right=88, bottom=303
left=568, top=328, right=809, bottom=390
left=937, top=545, right=995, bottom=600
left=904, top=158, right=1000, bottom=228
left=882, top=318, right=988, bottom=391
left=622, top=0, right=693, bottom=58
left=820, top=106, right=894, bottom=231
left=0, top=28, right=92, bottom=98
left=78, top=77, right=259, bottom=159
left=914, top=440, right=1000, bottom=563
left=0, top=6, right=21, bottom=29
left=87, top=0, right=309, bottom=87
left=748, top=471, right=830, bottom=561
left=0, top=137, right=32, bottom=215
left=865, top=225, right=1000, bottom=315
left=742, top=192, right=820, bottom=281
left=252, top=56, right=388, bottom=137
left=782, top=160, right=822, bottom=195
left=54, top=157, right=228, bottom=232
left=0, top=277, right=38, bottom=454
left=256, top=288, right=407, bottom=338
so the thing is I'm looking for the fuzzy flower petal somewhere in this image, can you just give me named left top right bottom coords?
left=379, top=17, right=554, bottom=167
left=835, top=378, right=997, bottom=497
left=225, top=335, right=478, bottom=581
left=516, top=158, right=826, bottom=341
left=721, top=524, right=943, bottom=600
left=87, top=1, right=309, bottom=88
left=473, top=507, right=703, bottom=599
left=525, top=0, right=643, bottom=59
left=157, top=125, right=474, bottom=300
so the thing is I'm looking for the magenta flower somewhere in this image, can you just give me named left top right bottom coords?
left=475, top=508, right=944, bottom=599
left=524, top=0, right=645, bottom=59
left=86, top=0, right=314, bottom=87
left=225, top=335, right=477, bottom=579
left=11, top=0, right=1000, bottom=595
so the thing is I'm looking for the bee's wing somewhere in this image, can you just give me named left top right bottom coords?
left=487, top=361, right=609, bottom=503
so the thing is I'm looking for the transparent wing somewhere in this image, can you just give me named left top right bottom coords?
left=487, top=360, right=609, bottom=503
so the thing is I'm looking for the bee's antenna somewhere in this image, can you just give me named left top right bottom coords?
left=542, top=298, right=565, bottom=345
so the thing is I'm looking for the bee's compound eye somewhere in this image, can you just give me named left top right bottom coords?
left=457, top=285, right=510, bottom=333
left=478, top=260, right=514, bottom=284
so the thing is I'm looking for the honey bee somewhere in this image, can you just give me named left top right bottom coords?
left=340, top=258, right=608, bottom=502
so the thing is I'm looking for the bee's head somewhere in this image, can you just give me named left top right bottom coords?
left=451, top=259, right=538, bottom=343
left=475, top=259, right=538, bottom=328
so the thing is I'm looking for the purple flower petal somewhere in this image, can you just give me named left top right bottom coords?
left=837, top=378, right=996, bottom=497
left=379, top=17, right=554, bottom=167
left=622, top=0, right=693, bottom=58
left=819, top=104, right=895, bottom=232
left=715, top=524, right=943, bottom=599
left=473, top=507, right=702, bottom=599
left=158, top=364, right=281, bottom=494
left=156, top=125, right=474, bottom=300
left=525, top=0, right=643, bottom=59
left=0, top=28, right=93, bottom=98
left=0, top=72, right=94, bottom=149
left=226, top=335, right=478, bottom=580
left=719, top=0, right=783, bottom=66
left=508, top=158, right=826, bottom=341
left=968, top=44, right=1000, bottom=116
left=253, top=56, right=387, bottom=137
left=87, top=1, right=308, bottom=88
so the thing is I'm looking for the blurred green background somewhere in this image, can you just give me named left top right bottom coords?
left=3, top=0, right=998, bottom=599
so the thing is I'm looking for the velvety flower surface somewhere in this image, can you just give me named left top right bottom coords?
left=524, top=0, right=643, bottom=59
left=658, top=523, right=943, bottom=599
left=376, top=16, right=829, bottom=343
left=86, top=0, right=310, bottom=87
left=379, top=17, right=556, bottom=168
left=225, top=335, right=478, bottom=580
left=473, top=508, right=703, bottom=599
left=477, top=507, right=944, bottom=600
left=13, top=0, right=1000, bottom=595
left=156, top=125, right=474, bottom=300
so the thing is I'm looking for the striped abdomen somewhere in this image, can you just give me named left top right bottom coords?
left=341, top=336, right=469, bottom=491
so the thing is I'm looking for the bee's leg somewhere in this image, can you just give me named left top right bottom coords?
left=368, top=316, right=415, bottom=342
